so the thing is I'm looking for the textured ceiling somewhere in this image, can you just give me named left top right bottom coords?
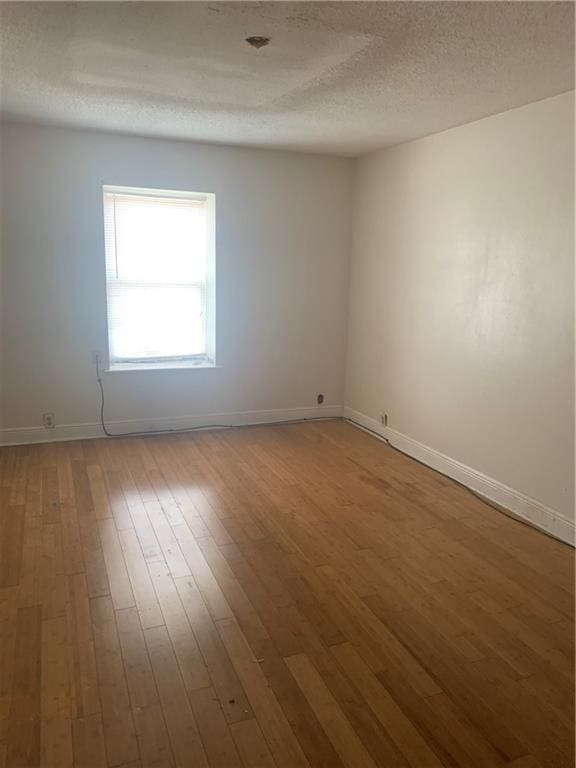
left=0, top=1, right=574, bottom=156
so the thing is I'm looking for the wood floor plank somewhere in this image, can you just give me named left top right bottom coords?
left=144, top=502, right=191, bottom=579
left=98, top=518, right=136, bottom=611
left=129, top=501, right=165, bottom=563
left=41, top=466, right=60, bottom=525
left=116, top=607, right=174, bottom=768
left=59, top=500, right=84, bottom=576
left=118, top=528, right=164, bottom=629
left=105, top=470, right=135, bottom=531
left=173, top=525, right=234, bottom=621
left=217, top=617, right=311, bottom=768
left=0, top=505, right=24, bottom=587
left=71, top=461, right=111, bottom=599
left=40, top=615, right=73, bottom=768
left=188, top=686, right=243, bottom=768
left=5, top=605, right=42, bottom=768
left=66, top=573, right=100, bottom=719
left=87, top=465, right=112, bottom=521
left=144, top=624, right=209, bottom=768
left=248, top=637, right=347, bottom=768
left=116, top=606, right=159, bottom=710
left=230, top=718, right=278, bottom=768
left=24, top=451, right=42, bottom=517
left=174, top=575, right=253, bottom=724
left=330, top=642, right=444, bottom=768
left=90, top=595, right=139, bottom=767
left=55, top=444, right=74, bottom=503
left=39, top=522, right=68, bottom=620
left=71, top=713, right=107, bottom=768
left=0, top=588, right=18, bottom=744
left=285, top=652, right=378, bottom=768
left=41, top=717, right=73, bottom=768
left=16, top=515, right=41, bottom=609
left=133, top=702, right=175, bottom=768
left=147, top=561, right=211, bottom=694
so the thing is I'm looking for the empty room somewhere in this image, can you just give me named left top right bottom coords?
left=0, top=2, right=574, bottom=767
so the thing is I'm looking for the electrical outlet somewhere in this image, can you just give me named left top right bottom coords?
left=381, top=413, right=388, bottom=427
left=91, top=350, right=101, bottom=365
left=317, top=393, right=325, bottom=405
left=42, top=412, right=55, bottom=429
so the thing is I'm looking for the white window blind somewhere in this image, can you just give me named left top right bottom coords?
left=103, top=186, right=215, bottom=368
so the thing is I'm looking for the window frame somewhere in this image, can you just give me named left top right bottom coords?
left=102, top=184, right=217, bottom=372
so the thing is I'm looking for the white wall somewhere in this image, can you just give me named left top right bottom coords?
left=0, top=123, right=353, bottom=433
left=345, top=92, right=575, bottom=525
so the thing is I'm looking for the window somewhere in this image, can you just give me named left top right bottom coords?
left=103, top=185, right=215, bottom=370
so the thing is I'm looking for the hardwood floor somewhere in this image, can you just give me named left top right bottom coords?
left=0, top=419, right=573, bottom=768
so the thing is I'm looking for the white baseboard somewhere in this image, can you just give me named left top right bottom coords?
left=5, top=403, right=572, bottom=546
left=343, top=407, right=575, bottom=547
left=0, top=405, right=344, bottom=447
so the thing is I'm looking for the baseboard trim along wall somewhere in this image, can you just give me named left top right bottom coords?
left=0, top=405, right=344, bottom=447
left=3, top=403, right=572, bottom=546
left=343, top=407, right=575, bottom=547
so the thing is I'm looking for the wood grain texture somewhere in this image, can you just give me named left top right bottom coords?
left=0, top=420, right=573, bottom=767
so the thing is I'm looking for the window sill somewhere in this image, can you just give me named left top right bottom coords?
left=106, top=360, right=220, bottom=373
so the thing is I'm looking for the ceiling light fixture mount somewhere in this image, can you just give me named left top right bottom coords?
left=245, top=36, right=270, bottom=49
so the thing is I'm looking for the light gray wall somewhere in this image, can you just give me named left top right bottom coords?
left=0, top=123, right=353, bottom=429
left=345, top=92, right=575, bottom=521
